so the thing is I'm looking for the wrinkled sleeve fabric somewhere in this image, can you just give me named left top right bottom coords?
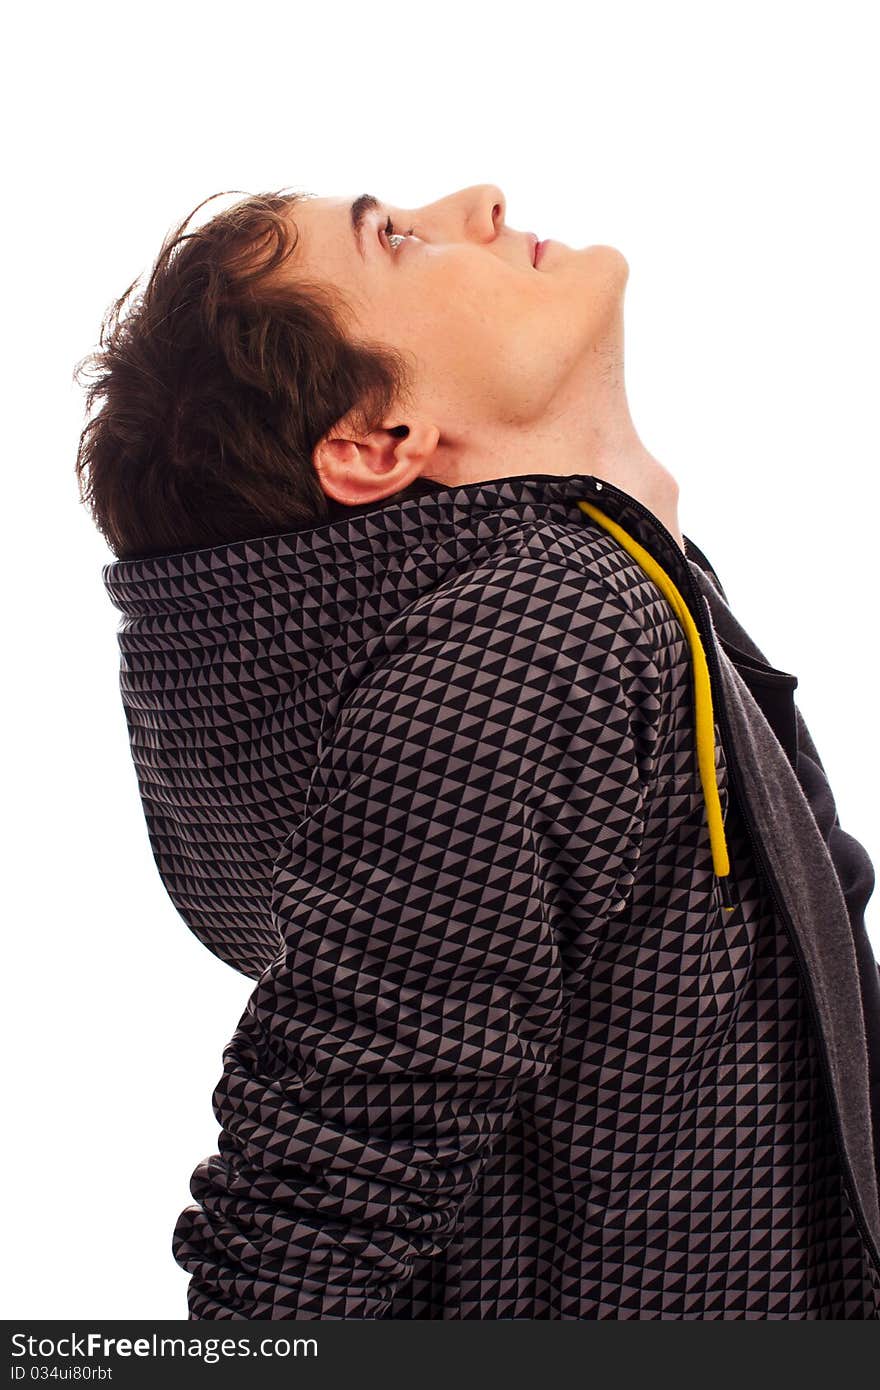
left=170, top=545, right=659, bottom=1319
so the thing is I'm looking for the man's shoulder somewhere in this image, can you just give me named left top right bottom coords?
left=387, top=517, right=661, bottom=666
left=488, top=516, right=665, bottom=635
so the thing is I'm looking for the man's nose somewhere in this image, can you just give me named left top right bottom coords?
left=402, top=185, right=507, bottom=243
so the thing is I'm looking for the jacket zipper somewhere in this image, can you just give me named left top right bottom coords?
left=586, top=476, right=880, bottom=1282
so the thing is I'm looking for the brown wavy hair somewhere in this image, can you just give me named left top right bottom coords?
left=73, top=188, right=417, bottom=561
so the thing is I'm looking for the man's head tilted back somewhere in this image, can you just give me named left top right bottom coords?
left=75, top=183, right=678, bottom=561
left=288, top=188, right=629, bottom=510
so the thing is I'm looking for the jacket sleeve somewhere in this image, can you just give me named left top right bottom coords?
left=170, top=547, right=659, bottom=1319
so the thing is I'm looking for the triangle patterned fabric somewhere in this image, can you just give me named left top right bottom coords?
left=102, top=471, right=880, bottom=1318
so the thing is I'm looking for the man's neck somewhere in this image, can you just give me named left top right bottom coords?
left=426, top=429, right=685, bottom=554
left=423, top=318, right=686, bottom=552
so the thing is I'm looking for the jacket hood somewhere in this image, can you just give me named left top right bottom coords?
left=102, top=470, right=730, bottom=978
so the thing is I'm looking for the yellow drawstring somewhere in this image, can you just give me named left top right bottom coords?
left=578, top=500, right=734, bottom=910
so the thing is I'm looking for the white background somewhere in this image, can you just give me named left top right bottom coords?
left=3, top=0, right=878, bottom=1320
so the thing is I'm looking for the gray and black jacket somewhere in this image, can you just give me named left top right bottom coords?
left=102, top=471, right=880, bottom=1319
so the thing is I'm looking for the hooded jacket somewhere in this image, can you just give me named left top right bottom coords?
left=102, top=471, right=880, bottom=1319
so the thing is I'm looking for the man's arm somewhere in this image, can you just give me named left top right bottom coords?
left=170, top=545, right=660, bottom=1319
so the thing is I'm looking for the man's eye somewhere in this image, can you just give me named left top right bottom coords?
left=383, top=214, right=412, bottom=251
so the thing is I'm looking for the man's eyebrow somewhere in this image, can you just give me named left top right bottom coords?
left=350, top=193, right=382, bottom=260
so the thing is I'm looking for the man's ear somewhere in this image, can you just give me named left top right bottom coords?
left=313, top=419, right=441, bottom=507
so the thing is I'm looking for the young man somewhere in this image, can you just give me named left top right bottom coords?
left=90, top=184, right=880, bottom=1318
